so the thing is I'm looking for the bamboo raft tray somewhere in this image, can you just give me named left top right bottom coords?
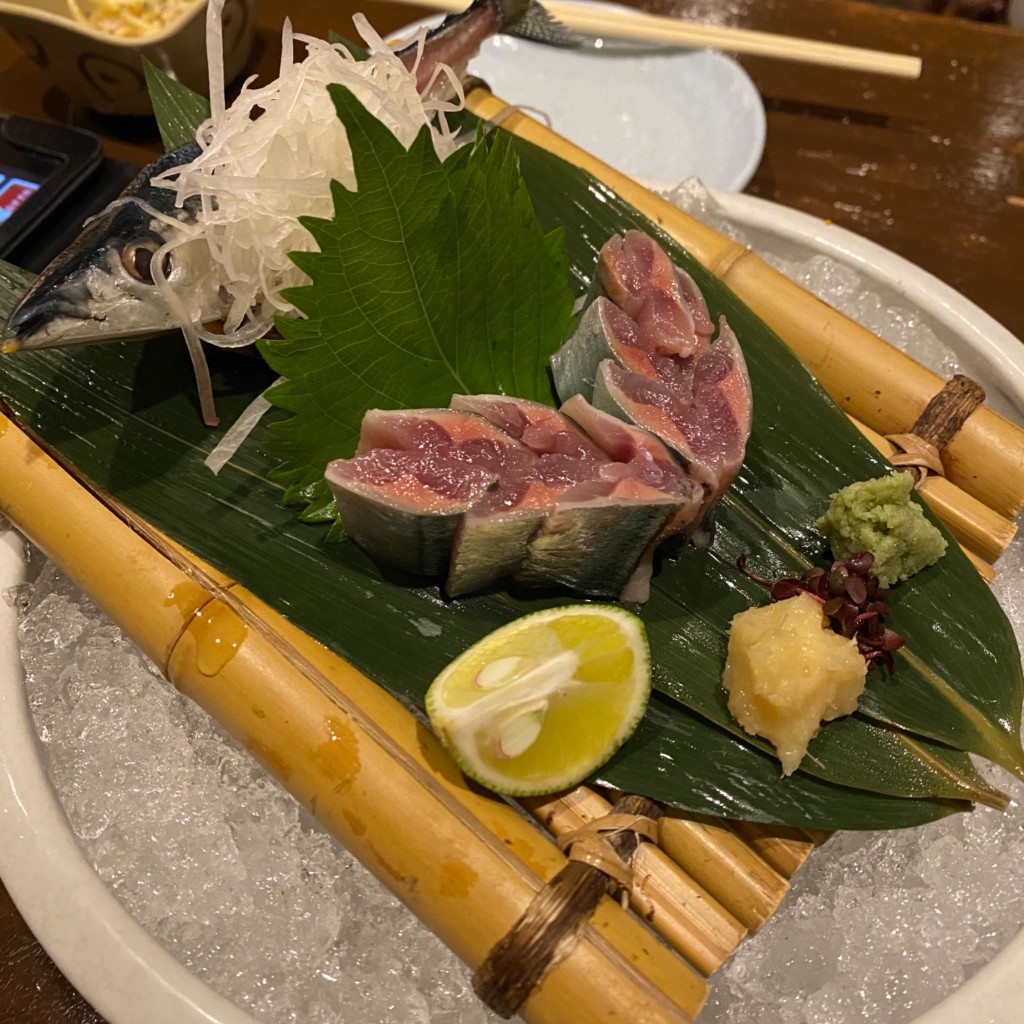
left=1, top=91, right=1023, bottom=1023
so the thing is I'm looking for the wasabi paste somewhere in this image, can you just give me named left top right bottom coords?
left=816, top=473, right=947, bottom=586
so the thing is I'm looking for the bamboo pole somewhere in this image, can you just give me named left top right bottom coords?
left=594, top=791, right=792, bottom=934
left=0, top=411, right=708, bottom=1024
left=848, top=415, right=1016, bottom=565
left=523, top=788, right=747, bottom=975
left=655, top=812, right=790, bottom=934
left=964, top=548, right=996, bottom=584
left=465, top=88, right=1024, bottom=523
left=730, top=823, right=823, bottom=879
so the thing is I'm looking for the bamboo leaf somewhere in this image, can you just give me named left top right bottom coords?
left=639, top=511, right=1004, bottom=806
left=0, top=283, right=979, bottom=829
left=508, top=139, right=1024, bottom=779
left=0, top=105, right=1020, bottom=829
left=598, top=695, right=971, bottom=830
left=142, top=58, right=210, bottom=151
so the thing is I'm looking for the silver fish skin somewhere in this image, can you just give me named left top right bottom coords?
left=396, top=0, right=576, bottom=95
left=2, top=142, right=228, bottom=352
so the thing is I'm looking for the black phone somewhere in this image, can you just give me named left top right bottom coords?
left=0, top=115, right=104, bottom=259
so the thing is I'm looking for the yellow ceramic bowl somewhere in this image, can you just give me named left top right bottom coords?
left=0, top=0, right=256, bottom=116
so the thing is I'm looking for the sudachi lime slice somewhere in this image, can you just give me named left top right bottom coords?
left=425, top=605, right=651, bottom=796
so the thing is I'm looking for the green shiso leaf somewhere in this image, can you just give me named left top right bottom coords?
left=142, top=57, right=210, bottom=152
left=256, top=84, right=574, bottom=517
left=326, top=30, right=369, bottom=60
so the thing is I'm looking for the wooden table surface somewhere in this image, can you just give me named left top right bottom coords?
left=1, top=0, right=1022, bottom=1021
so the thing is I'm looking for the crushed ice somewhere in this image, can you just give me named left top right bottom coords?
left=17, top=564, right=497, bottom=1024
left=13, top=181, right=1024, bottom=1024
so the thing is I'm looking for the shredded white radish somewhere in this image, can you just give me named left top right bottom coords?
left=148, top=8, right=465, bottom=441
left=206, top=0, right=226, bottom=124
left=152, top=15, right=464, bottom=351
left=204, top=388, right=277, bottom=474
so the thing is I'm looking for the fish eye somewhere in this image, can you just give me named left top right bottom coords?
left=122, top=242, right=172, bottom=284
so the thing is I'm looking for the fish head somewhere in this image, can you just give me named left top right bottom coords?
left=2, top=198, right=226, bottom=352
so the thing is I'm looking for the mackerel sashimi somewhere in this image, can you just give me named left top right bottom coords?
left=552, top=230, right=752, bottom=512
left=325, top=396, right=697, bottom=599
left=326, top=409, right=521, bottom=577
left=325, top=230, right=751, bottom=601
left=597, top=229, right=714, bottom=359
left=450, top=394, right=688, bottom=596
left=446, top=395, right=604, bottom=595
left=560, top=394, right=704, bottom=601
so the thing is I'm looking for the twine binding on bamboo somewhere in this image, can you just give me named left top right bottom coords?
left=884, top=374, right=986, bottom=485
left=885, top=433, right=946, bottom=479
left=473, top=796, right=662, bottom=1018
left=556, top=812, right=661, bottom=891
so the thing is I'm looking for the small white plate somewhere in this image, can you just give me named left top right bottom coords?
left=397, top=1, right=767, bottom=192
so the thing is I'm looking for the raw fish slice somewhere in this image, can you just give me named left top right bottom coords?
left=562, top=395, right=706, bottom=602
left=456, top=395, right=684, bottom=597
left=357, top=406, right=538, bottom=509
left=594, top=316, right=752, bottom=503
left=671, top=318, right=752, bottom=497
left=675, top=265, right=714, bottom=340
left=357, top=407, right=520, bottom=456
left=450, top=393, right=612, bottom=488
left=448, top=457, right=562, bottom=597
left=447, top=504, right=548, bottom=596
left=550, top=298, right=697, bottom=406
left=325, top=449, right=498, bottom=576
left=450, top=394, right=604, bottom=462
left=598, top=230, right=714, bottom=358
left=447, top=395, right=607, bottom=596
left=560, top=394, right=703, bottom=539
left=516, top=476, right=681, bottom=598
left=331, top=407, right=534, bottom=578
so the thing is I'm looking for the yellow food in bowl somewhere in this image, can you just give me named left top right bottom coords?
left=0, top=0, right=254, bottom=115
left=67, top=0, right=195, bottom=39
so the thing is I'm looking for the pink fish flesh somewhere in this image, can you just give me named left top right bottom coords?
left=446, top=396, right=598, bottom=595
left=327, top=409, right=521, bottom=576
left=450, top=394, right=692, bottom=596
left=552, top=233, right=752, bottom=513
left=560, top=394, right=705, bottom=601
left=598, top=229, right=714, bottom=358
left=325, top=397, right=695, bottom=599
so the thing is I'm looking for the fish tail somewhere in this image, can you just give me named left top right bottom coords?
left=497, top=0, right=579, bottom=47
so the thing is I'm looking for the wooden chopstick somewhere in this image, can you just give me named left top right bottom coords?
left=389, top=0, right=923, bottom=79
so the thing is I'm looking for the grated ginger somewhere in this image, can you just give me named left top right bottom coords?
left=723, top=592, right=867, bottom=776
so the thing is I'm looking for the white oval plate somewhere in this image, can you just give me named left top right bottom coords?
left=396, top=1, right=767, bottom=192
left=1, top=195, right=1022, bottom=1024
